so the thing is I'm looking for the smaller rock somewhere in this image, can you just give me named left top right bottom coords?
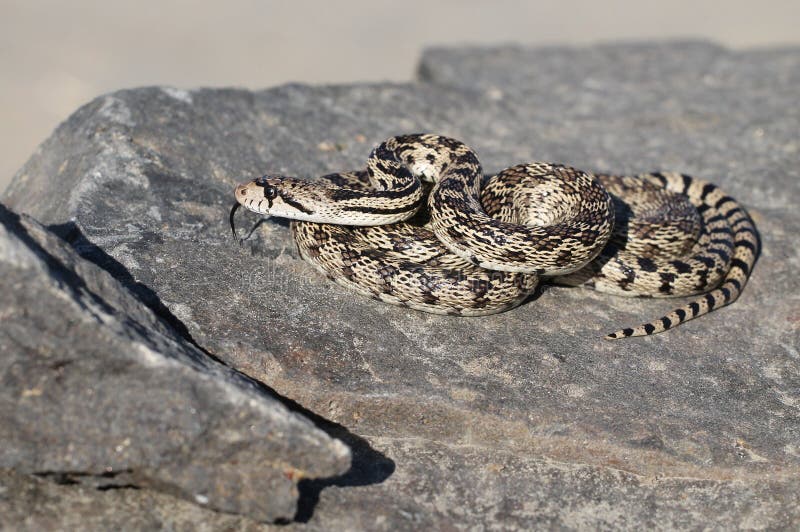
left=0, top=204, right=350, bottom=523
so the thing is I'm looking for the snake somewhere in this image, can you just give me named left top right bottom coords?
left=230, top=134, right=758, bottom=339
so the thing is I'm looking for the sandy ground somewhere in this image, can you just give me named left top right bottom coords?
left=1, top=0, right=798, bottom=191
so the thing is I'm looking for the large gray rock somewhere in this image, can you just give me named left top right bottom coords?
left=0, top=205, right=350, bottom=523
left=3, top=41, right=800, bottom=528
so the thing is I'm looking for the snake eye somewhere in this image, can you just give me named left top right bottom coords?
left=263, top=185, right=278, bottom=200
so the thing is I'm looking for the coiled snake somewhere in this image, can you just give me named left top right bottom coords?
left=230, top=134, right=758, bottom=339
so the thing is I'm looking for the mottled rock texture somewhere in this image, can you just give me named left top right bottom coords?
left=2, top=41, right=799, bottom=528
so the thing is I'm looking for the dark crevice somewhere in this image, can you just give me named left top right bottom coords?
left=33, top=469, right=139, bottom=492
left=33, top=472, right=81, bottom=486
left=96, top=484, right=141, bottom=491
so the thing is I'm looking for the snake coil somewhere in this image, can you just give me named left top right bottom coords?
left=232, top=134, right=758, bottom=339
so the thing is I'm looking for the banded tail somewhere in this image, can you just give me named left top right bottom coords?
left=605, top=172, right=759, bottom=340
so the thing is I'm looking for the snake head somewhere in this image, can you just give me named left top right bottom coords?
left=234, top=175, right=328, bottom=222
left=234, top=175, right=282, bottom=215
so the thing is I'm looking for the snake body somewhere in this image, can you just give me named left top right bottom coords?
left=233, top=134, right=758, bottom=339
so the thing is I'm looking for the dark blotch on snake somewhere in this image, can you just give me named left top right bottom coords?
left=637, top=257, right=658, bottom=272
left=671, top=260, right=692, bottom=274
left=730, top=258, right=751, bottom=275
left=727, top=278, right=742, bottom=292
left=279, top=192, right=314, bottom=215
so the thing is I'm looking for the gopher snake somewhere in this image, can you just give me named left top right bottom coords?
left=231, top=134, right=758, bottom=339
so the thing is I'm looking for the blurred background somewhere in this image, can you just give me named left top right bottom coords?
left=2, top=0, right=799, bottom=191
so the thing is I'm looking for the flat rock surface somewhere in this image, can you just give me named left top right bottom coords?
left=0, top=205, right=350, bottom=523
left=4, top=41, right=800, bottom=528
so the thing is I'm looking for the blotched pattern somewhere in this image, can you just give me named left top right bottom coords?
left=234, top=134, right=758, bottom=338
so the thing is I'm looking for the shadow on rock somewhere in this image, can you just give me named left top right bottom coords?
left=273, top=391, right=397, bottom=523
left=48, top=220, right=209, bottom=352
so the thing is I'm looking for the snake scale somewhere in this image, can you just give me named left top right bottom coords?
left=231, top=134, right=758, bottom=339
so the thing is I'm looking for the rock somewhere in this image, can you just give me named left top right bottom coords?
left=418, top=41, right=800, bottom=212
left=0, top=469, right=267, bottom=531
left=3, top=41, right=800, bottom=528
left=0, top=205, right=350, bottom=523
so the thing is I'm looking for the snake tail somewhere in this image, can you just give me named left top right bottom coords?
left=604, top=173, right=759, bottom=339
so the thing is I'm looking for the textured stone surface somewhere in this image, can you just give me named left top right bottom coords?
left=0, top=205, right=350, bottom=522
left=0, top=469, right=269, bottom=531
left=3, top=41, right=800, bottom=528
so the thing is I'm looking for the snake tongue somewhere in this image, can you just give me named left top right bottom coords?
left=229, top=202, right=242, bottom=240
